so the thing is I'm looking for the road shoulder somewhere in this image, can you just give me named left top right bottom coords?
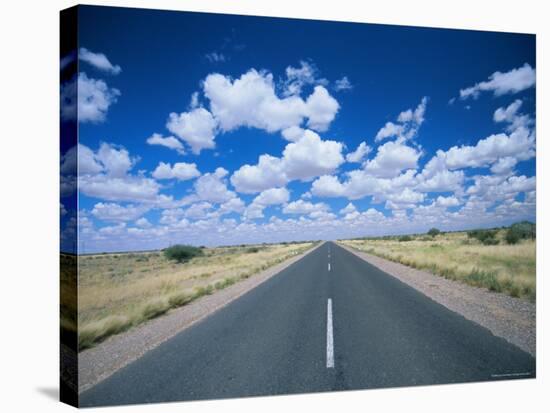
left=338, top=242, right=535, bottom=357
left=78, top=242, right=323, bottom=393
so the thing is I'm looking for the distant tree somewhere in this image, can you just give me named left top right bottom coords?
left=164, top=245, right=203, bottom=263
left=505, top=231, right=520, bottom=245
left=506, top=221, right=536, bottom=245
left=398, top=235, right=413, bottom=242
left=427, top=228, right=441, bottom=237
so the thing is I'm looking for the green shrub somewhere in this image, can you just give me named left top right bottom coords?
left=482, top=237, right=499, bottom=246
left=164, top=244, right=203, bottom=263
left=398, top=235, right=413, bottom=242
left=467, top=229, right=498, bottom=244
left=427, top=228, right=441, bottom=237
left=506, top=221, right=536, bottom=244
left=246, top=247, right=261, bottom=253
left=505, top=230, right=521, bottom=245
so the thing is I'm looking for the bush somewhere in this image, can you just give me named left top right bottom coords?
left=164, top=244, right=203, bottom=263
left=467, top=229, right=498, bottom=244
left=506, top=221, right=536, bottom=244
left=505, top=230, right=520, bottom=245
left=398, top=235, right=413, bottom=242
left=246, top=247, right=261, bottom=253
left=482, top=237, right=499, bottom=246
left=427, top=228, right=441, bottom=237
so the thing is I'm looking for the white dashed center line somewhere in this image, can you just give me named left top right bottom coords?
left=327, top=298, right=334, bottom=368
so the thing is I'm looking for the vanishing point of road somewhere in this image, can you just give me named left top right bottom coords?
left=81, top=242, right=535, bottom=407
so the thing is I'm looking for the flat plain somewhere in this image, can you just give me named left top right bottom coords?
left=72, top=242, right=315, bottom=349
left=340, top=230, right=535, bottom=301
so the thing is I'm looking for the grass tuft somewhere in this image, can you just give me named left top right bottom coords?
left=141, top=298, right=171, bottom=320
left=168, top=291, right=193, bottom=307
left=79, top=315, right=131, bottom=350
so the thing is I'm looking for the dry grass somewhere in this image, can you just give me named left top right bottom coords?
left=75, top=242, right=315, bottom=350
left=60, top=254, right=78, bottom=339
left=340, top=230, right=535, bottom=301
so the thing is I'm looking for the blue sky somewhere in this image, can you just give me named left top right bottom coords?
left=60, top=6, right=536, bottom=253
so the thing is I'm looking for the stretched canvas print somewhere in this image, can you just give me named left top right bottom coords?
left=60, top=4, right=537, bottom=408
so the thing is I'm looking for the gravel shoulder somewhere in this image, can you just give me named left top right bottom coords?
left=78, top=243, right=322, bottom=393
left=338, top=242, right=536, bottom=357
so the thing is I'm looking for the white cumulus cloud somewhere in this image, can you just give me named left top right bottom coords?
left=375, top=97, right=427, bottom=142
left=91, top=202, right=148, bottom=222
left=77, top=143, right=162, bottom=203
left=190, top=167, right=236, bottom=204
left=443, top=128, right=535, bottom=170
left=283, top=60, right=325, bottom=96
left=166, top=108, right=217, bottom=154
left=345, top=141, right=372, bottom=163
left=231, top=130, right=344, bottom=193
left=253, top=187, right=290, bottom=206
left=459, top=63, right=535, bottom=100
left=76, top=73, right=121, bottom=123
left=282, top=130, right=345, bottom=180
left=283, top=200, right=329, bottom=215
left=364, top=140, right=421, bottom=178
left=244, top=187, right=290, bottom=220
left=493, top=99, right=534, bottom=132
left=146, top=133, right=186, bottom=155
left=79, top=48, right=122, bottom=75
left=203, top=69, right=339, bottom=134
left=152, top=162, right=201, bottom=181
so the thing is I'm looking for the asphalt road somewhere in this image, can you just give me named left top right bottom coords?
left=80, top=242, right=535, bottom=407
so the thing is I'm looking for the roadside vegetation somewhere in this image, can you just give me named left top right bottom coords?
left=60, top=254, right=78, bottom=345
left=339, top=222, right=535, bottom=301
left=163, top=244, right=204, bottom=263
left=75, top=242, right=315, bottom=350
